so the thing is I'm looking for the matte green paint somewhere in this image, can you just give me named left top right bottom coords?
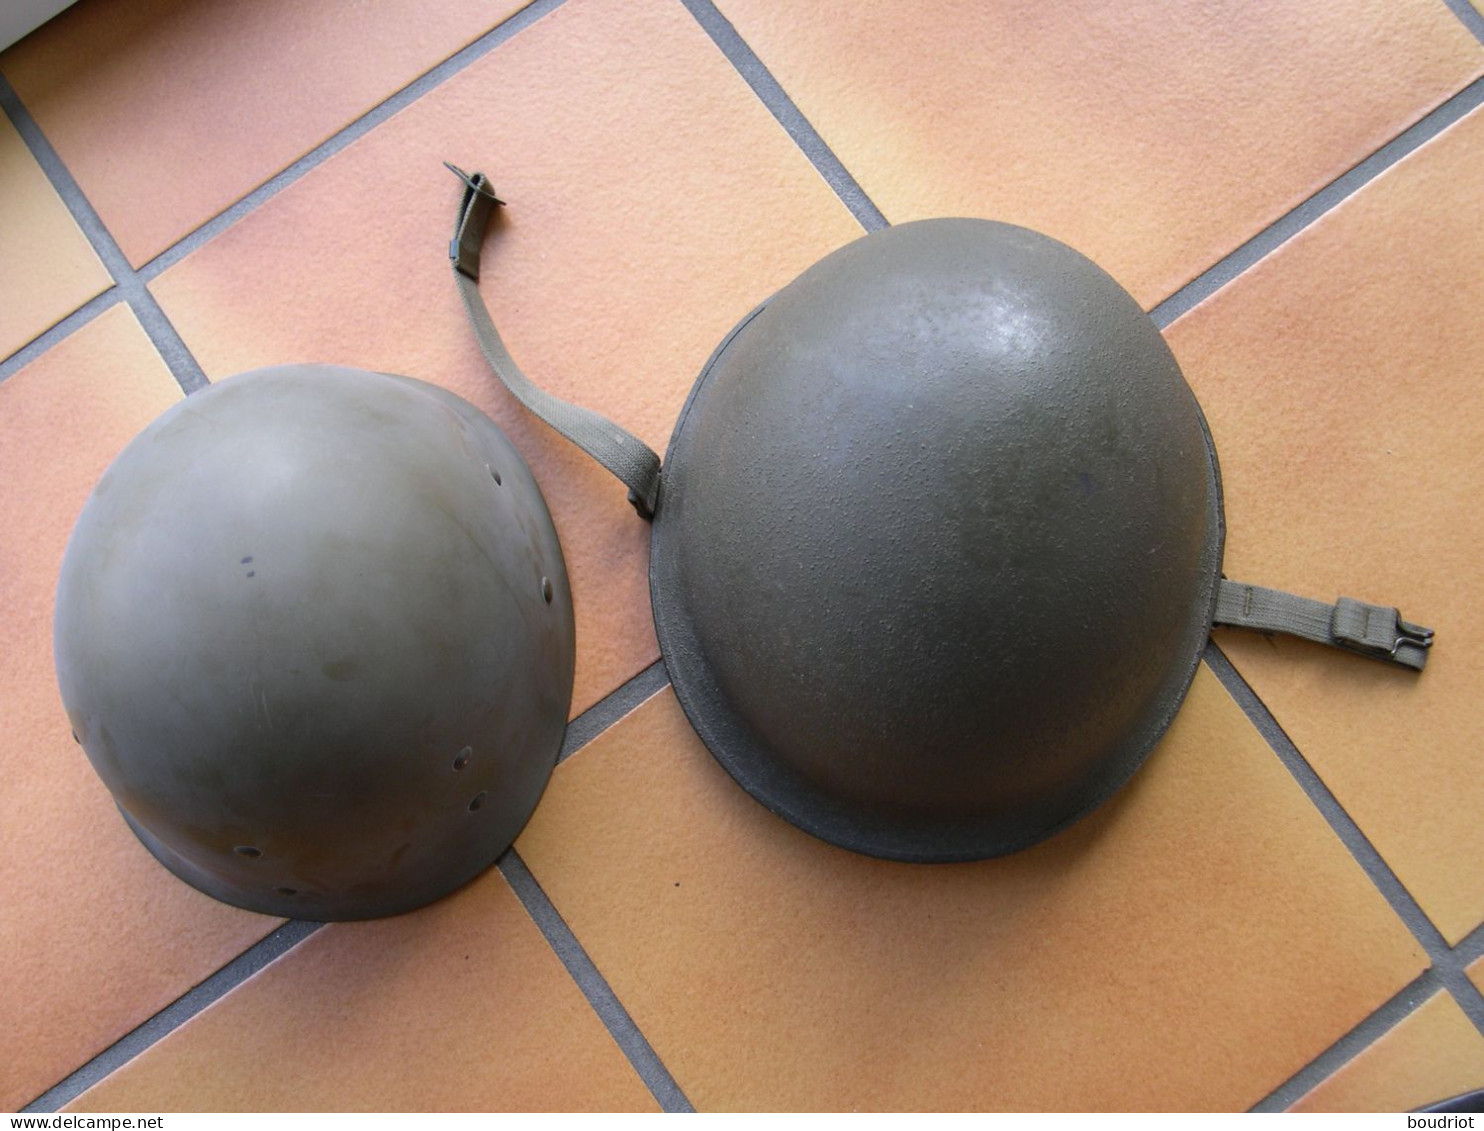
left=55, top=365, right=575, bottom=919
left=650, top=220, right=1224, bottom=861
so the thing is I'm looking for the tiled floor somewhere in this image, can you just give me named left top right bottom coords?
left=1289, top=992, right=1484, bottom=1114
left=62, top=874, right=658, bottom=1113
left=513, top=676, right=1426, bottom=1111
left=1169, top=101, right=1484, bottom=945
left=0, top=112, right=108, bottom=358
left=1, top=0, right=1481, bottom=1114
left=0, top=308, right=281, bottom=1113
left=1, top=0, right=530, bottom=265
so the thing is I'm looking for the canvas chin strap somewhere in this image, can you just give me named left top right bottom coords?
left=445, top=164, right=1435, bottom=672
left=446, top=164, right=661, bottom=518
left=1212, top=580, right=1433, bottom=670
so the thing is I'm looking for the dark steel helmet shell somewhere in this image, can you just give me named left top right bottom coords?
left=649, top=219, right=1224, bottom=861
left=446, top=169, right=1429, bottom=867
left=54, top=365, right=575, bottom=919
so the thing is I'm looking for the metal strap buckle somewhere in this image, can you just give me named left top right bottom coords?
left=444, top=161, right=501, bottom=202
left=1331, top=597, right=1434, bottom=660
left=1392, top=616, right=1436, bottom=656
left=445, top=163, right=504, bottom=279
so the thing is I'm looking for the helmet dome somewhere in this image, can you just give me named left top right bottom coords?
left=650, top=220, right=1223, bottom=860
left=55, top=365, right=574, bottom=918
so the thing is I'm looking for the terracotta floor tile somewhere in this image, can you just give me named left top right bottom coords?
left=1471, top=957, right=1484, bottom=995
left=146, top=0, right=863, bottom=716
left=1166, top=105, right=1484, bottom=944
left=515, top=670, right=1424, bottom=1111
left=0, top=306, right=280, bottom=1111
left=712, top=0, right=1484, bottom=306
left=0, top=112, right=110, bottom=358
left=0, top=0, right=527, bottom=265
left=65, top=871, right=657, bottom=1112
left=1289, top=993, right=1484, bottom=1113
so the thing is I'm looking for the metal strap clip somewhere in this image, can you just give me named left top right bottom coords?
left=1331, top=597, right=1435, bottom=669
left=445, top=163, right=503, bottom=280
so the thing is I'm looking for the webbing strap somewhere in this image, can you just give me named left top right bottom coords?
left=1214, top=579, right=1434, bottom=671
left=445, top=168, right=1437, bottom=670
left=446, top=164, right=661, bottom=518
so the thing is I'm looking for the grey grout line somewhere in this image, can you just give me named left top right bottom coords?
left=129, top=291, right=209, bottom=393
left=1162, top=64, right=1484, bottom=1108
left=1202, top=645, right=1447, bottom=952
left=1213, top=644, right=1484, bottom=1114
left=9, top=0, right=683, bottom=1061
left=1455, top=919, right=1484, bottom=968
left=135, top=0, right=569, bottom=283
left=0, top=76, right=132, bottom=283
left=1441, top=0, right=1484, bottom=44
left=559, top=660, right=670, bottom=764
left=1204, top=643, right=1484, bottom=1037
left=1151, top=73, right=1484, bottom=329
left=498, top=849, right=695, bottom=1113
left=678, top=0, right=888, bottom=232
left=1454, top=983, right=1484, bottom=1042
left=1447, top=924, right=1484, bottom=1031
left=1249, top=969, right=1442, bottom=1111
left=12, top=661, right=677, bottom=1112
left=1, top=0, right=572, bottom=392
left=0, top=72, right=208, bottom=394
left=0, top=287, right=122, bottom=385
left=513, top=660, right=692, bottom=1108
left=677, top=21, right=1484, bottom=1106
left=679, top=0, right=1484, bottom=1093
left=21, top=919, right=325, bottom=1114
